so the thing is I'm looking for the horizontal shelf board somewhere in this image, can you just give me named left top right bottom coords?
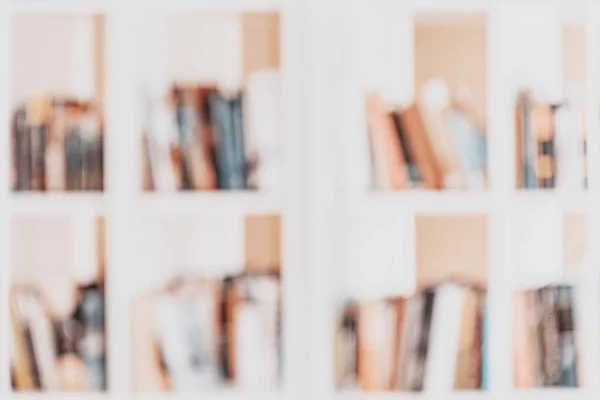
left=136, top=191, right=280, bottom=215
left=10, top=393, right=281, bottom=400
left=11, top=193, right=105, bottom=215
left=514, top=190, right=587, bottom=213
left=11, top=0, right=110, bottom=14
left=125, top=0, right=281, bottom=13
left=337, top=392, right=488, bottom=400
left=134, top=392, right=281, bottom=400
left=343, top=191, right=491, bottom=214
left=11, top=0, right=281, bottom=14
left=337, top=389, right=582, bottom=400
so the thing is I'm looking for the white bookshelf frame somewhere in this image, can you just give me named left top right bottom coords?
left=0, top=1, right=599, bottom=400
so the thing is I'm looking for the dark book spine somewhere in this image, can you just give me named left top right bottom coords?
left=556, top=285, right=577, bottom=387
left=230, top=95, right=247, bottom=189
left=539, top=287, right=561, bottom=386
left=220, top=276, right=233, bottom=380
left=13, top=108, right=30, bottom=191
left=74, top=284, right=106, bottom=390
left=392, top=111, right=420, bottom=184
left=174, top=89, right=193, bottom=190
left=411, top=289, right=435, bottom=391
left=22, top=326, right=41, bottom=389
left=29, top=124, right=47, bottom=191
left=65, top=128, right=83, bottom=191
left=209, top=95, right=232, bottom=189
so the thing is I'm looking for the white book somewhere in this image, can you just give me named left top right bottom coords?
left=423, top=284, right=465, bottom=393
left=145, top=97, right=178, bottom=191
left=236, top=303, right=268, bottom=389
left=15, top=292, right=59, bottom=390
left=154, top=293, right=219, bottom=391
left=243, top=69, right=281, bottom=190
left=554, top=103, right=585, bottom=190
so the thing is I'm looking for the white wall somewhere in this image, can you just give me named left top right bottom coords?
left=12, top=15, right=96, bottom=106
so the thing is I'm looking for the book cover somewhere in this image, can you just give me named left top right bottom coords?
left=45, top=101, right=67, bottom=191
left=539, top=287, right=560, bottom=386
left=399, top=105, right=444, bottom=189
left=27, top=98, right=51, bottom=191
left=555, top=285, right=577, bottom=387
left=454, top=288, right=479, bottom=389
left=364, top=94, right=409, bottom=190
left=424, top=284, right=465, bottom=392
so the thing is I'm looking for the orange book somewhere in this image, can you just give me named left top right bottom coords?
left=399, top=104, right=444, bottom=189
left=515, top=95, right=525, bottom=189
left=131, top=294, right=169, bottom=392
left=513, top=292, right=535, bottom=388
left=365, top=94, right=410, bottom=190
left=388, top=298, right=406, bottom=390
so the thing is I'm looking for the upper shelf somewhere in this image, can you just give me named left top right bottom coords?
left=10, top=0, right=282, bottom=14
left=339, top=190, right=588, bottom=215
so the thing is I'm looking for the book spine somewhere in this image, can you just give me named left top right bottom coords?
left=13, top=108, right=30, bottom=191
left=231, top=96, right=247, bottom=189
left=65, top=126, right=83, bottom=191
left=523, top=96, right=538, bottom=188
left=174, top=91, right=193, bottom=190
left=480, top=297, right=488, bottom=390
left=411, top=289, right=435, bottom=391
left=424, top=284, right=464, bottom=392
left=392, top=112, right=420, bottom=185
left=45, top=104, right=67, bottom=191
left=556, top=285, right=578, bottom=387
left=539, top=287, right=561, bottom=386
left=29, top=124, right=47, bottom=191
left=243, top=70, right=280, bottom=190
left=76, top=285, right=106, bottom=390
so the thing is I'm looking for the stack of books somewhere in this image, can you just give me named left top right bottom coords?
left=513, top=284, right=579, bottom=388
left=10, top=281, right=106, bottom=391
left=516, top=91, right=587, bottom=190
left=132, top=270, right=281, bottom=392
left=11, top=97, right=103, bottom=192
left=366, top=80, right=486, bottom=191
left=142, top=69, right=281, bottom=192
left=336, top=283, right=487, bottom=392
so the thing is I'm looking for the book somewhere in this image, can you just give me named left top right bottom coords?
left=555, top=285, right=577, bottom=387
left=244, top=69, right=281, bottom=190
left=399, top=105, right=444, bottom=190
left=336, top=302, right=358, bottom=390
left=153, top=280, right=221, bottom=391
left=454, top=288, right=481, bottom=389
left=364, top=94, right=409, bottom=190
left=424, top=284, right=465, bottom=392
left=209, top=93, right=247, bottom=190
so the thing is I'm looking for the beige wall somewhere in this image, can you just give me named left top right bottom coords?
left=414, top=22, right=585, bottom=128
left=414, top=21, right=487, bottom=126
left=416, top=215, right=489, bottom=288
left=563, top=25, right=586, bottom=89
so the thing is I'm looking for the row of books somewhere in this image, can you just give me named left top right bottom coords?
left=142, top=69, right=281, bottom=192
left=11, top=281, right=106, bottom=391
left=513, top=285, right=578, bottom=388
left=132, top=270, right=281, bottom=392
left=366, top=79, right=486, bottom=191
left=516, top=90, right=587, bottom=190
left=335, top=283, right=487, bottom=392
left=12, top=98, right=104, bottom=192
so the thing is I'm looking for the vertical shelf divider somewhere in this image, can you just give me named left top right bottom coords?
left=104, top=1, right=137, bottom=395
left=0, top=0, right=11, bottom=394
left=582, top=2, right=600, bottom=393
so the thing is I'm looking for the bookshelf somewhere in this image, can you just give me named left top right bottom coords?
left=0, top=2, right=599, bottom=400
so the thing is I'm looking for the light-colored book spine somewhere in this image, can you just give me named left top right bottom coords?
left=46, top=104, right=67, bottom=191
left=16, top=292, right=59, bottom=390
left=145, top=96, right=178, bottom=191
left=243, top=69, right=281, bottom=191
left=423, top=284, right=465, bottom=392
